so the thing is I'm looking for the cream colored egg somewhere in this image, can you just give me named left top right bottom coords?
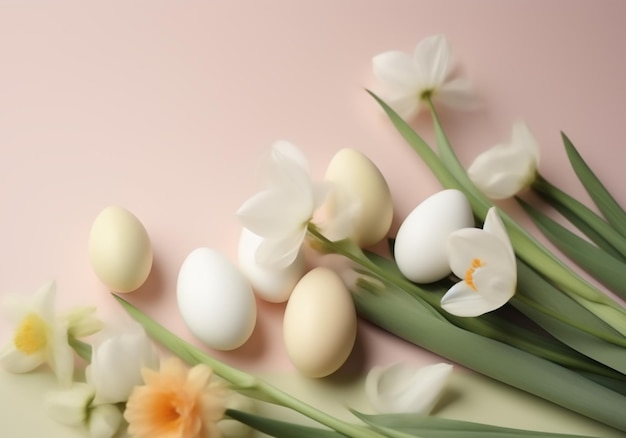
left=88, top=206, right=153, bottom=293
left=394, top=189, right=474, bottom=283
left=324, top=148, right=393, bottom=247
left=283, top=267, right=357, bottom=378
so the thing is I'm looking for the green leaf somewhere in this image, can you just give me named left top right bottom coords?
left=352, top=284, right=626, bottom=432
left=519, top=197, right=626, bottom=300
left=562, top=132, right=626, bottom=238
left=225, top=409, right=344, bottom=438
left=532, top=176, right=626, bottom=261
left=352, top=411, right=598, bottom=438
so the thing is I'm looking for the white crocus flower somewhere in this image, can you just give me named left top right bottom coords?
left=237, top=141, right=333, bottom=269
left=372, top=34, right=475, bottom=120
left=0, top=282, right=74, bottom=385
left=468, top=121, right=540, bottom=200
left=366, top=362, right=453, bottom=414
left=442, top=208, right=517, bottom=317
left=86, top=321, right=159, bottom=405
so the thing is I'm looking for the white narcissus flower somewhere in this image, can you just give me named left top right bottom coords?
left=366, top=362, right=453, bottom=414
left=0, top=282, right=75, bottom=386
left=372, top=34, right=476, bottom=120
left=442, top=208, right=517, bottom=317
left=468, top=121, right=540, bottom=200
left=86, top=321, right=159, bottom=405
left=237, top=141, right=353, bottom=269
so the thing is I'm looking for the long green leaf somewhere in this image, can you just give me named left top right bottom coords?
left=352, top=285, right=626, bottom=432
left=532, top=176, right=626, bottom=261
left=562, top=132, right=626, bottom=238
left=352, top=412, right=598, bottom=438
left=225, top=409, right=343, bottom=438
left=519, top=197, right=626, bottom=300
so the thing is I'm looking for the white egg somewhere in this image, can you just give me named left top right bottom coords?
left=88, top=206, right=153, bottom=293
left=237, top=227, right=306, bottom=303
left=283, top=267, right=357, bottom=378
left=324, top=148, right=393, bottom=247
left=394, top=189, right=474, bottom=283
left=177, top=247, right=257, bottom=351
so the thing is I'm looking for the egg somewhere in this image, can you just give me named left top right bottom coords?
left=283, top=267, right=357, bottom=378
left=88, top=206, right=153, bottom=293
left=394, top=189, right=474, bottom=283
left=237, top=227, right=306, bottom=303
left=177, top=247, right=256, bottom=351
left=324, top=148, right=393, bottom=247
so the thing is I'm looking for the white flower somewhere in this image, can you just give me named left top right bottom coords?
left=468, top=121, right=540, bottom=200
left=366, top=362, right=453, bottom=414
left=372, top=34, right=475, bottom=120
left=44, top=382, right=95, bottom=426
left=85, top=321, right=159, bottom=405
left=236, top=141, right=333, bottom=269
left=0, top=282, right=75, bottom=385
left=88, top=404, right=125, bottom=438
left=442, top=208, right=517, bottom=316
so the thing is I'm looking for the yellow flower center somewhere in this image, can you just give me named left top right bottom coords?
left=14, top=313, right=48, bottom=355
left=464, top=258, right=484, bottom=291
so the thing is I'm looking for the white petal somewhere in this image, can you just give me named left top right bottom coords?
left=88, top=404, right=124, bottom=438
left=413, top=34, right=451, bottom=88
left=237, top=188, right=311, bottom=238
left=0, top=344, right=44, bottom=373
left=49, top=319, right=75, bottom=387
left=65, top=307, right=104, bottom=339
left=447, top=228, right=515, bottom=279
left=88, top=324, right=159, bottom=405
left=372, top=50, right=419, bottom=91
left=482, top=208, right=515, bottom=264
left=270, top=140, right=310, bottom=174
left=472, top=267, right=516, bottom=307
left=366, top=362, right=453, bottom=414
left=512, top=121, right=540, bottom=161
left=33, top=281, right=56, bottom=320
left=44, top=383, right=95, bottom=426
left=255, top=227, right=307, bottom=269
left=385, top=93, right=422, bottom=120
left=441, top=281, right=498, bottom=317
left=436, top=77, right=478, bottom=110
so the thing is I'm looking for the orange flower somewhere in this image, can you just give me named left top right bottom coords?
left=124, top=357, right=226, bottom=438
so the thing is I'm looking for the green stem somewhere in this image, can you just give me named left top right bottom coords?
left=114, top=295, right=386, bottom=438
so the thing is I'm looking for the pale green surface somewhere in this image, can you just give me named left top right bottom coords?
left=1, top=368, right=622, bottom=437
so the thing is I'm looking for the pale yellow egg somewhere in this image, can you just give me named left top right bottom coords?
left=88, top=206, right=153, bottom=293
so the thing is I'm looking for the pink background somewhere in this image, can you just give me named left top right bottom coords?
left=1, top=0, right=626, bottom=382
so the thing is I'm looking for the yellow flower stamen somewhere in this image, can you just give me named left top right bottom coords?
left=464, top=258, right=484, bottom=291
left=14, top=313, right=48, bottom=355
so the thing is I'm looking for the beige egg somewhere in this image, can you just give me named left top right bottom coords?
left=324, top=148, right=393, bottom=247
left=283, top=267, right=357, bottom=378
left=88, top=206, right=153, bottom=293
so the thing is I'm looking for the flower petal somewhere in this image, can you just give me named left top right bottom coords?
left=44, top=382, right=95, bottom=426
left=441, top=280, right=500, bottom=317
left=372, top=50, right=419, bottom=92
left=447, top=228, right=516, bottom=279
left=482, top=208, right=515, bottom=264
left=413, top=34, right=451, bottom=88
left=436, top=77, right=478, bottom=110
left=0, top=343, right=45, bottom=373
left=49, top=319, right=75, bottom=386
left=366, top=362, right=453, bottom=414
left=89, top=404, right=124, bottom=438
left=255, top=226, right=307, bottom=269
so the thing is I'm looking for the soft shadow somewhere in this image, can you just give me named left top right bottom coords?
left=124, top=255, right=169, bottom=306
left=322, top=329, right=368, bottom=385
left=431, top=387, right=463, bottom=414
